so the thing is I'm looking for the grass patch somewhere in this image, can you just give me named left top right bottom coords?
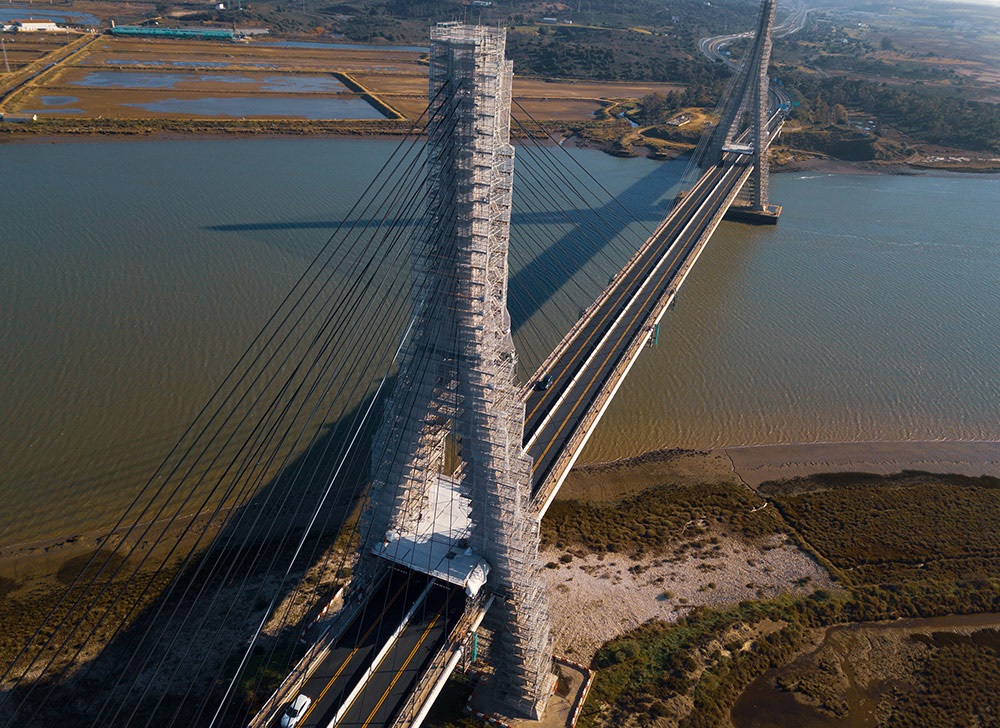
left=760, top=472, right=1000, bottom=585
left=892, top=629, right=1000, bottom=726
left=0, top=576, right=18, bottom=599
left=0, top=566, right=176, bottom=685
left=542, top=481, right=781, bottom=557
left=56, top=549, right=126, bottom=586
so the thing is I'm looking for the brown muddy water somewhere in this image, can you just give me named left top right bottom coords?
left=1, top=139, right=998, bottom=548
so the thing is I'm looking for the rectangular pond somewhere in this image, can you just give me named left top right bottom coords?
left=124, top=95, right=385, bottom=119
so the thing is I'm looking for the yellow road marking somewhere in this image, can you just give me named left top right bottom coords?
left=361, top=604, right=445, bottom=727
left=295, top=580, right=409, bottom=726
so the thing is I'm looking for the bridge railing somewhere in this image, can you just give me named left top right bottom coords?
left=519, top=166, right=719, bottom=411
left=531, top=161, right=754, bottom=519
left=390, top=592, right=494, bottom=727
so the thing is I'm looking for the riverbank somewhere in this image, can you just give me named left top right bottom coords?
left=542, top=439, right=1000, bottom=663
left=4, top=440, right=997, bottom=580
left=4, top=122, right=999, bottom=175
left=772, top=153, right=1000, bottom=176
left=568, top=456, right=999, bottom=727
left=560, top=440, right=1000, bottom=500
left=723, top=440, right=1000, bottom=486
left=3, top=441, right=997, bottom=721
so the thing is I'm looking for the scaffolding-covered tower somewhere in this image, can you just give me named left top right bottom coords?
left=358, top=23, right=554, bottom=719
left=708, top=0, right=779, bottom=217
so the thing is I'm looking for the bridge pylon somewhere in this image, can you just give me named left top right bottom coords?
left=708, top=0, right=782, bottom=222
left=356, top=23, right=554, bottom=719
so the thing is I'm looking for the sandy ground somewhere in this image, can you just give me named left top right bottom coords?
left=723, top=440, right=1000, bottom=487
left=541, top=439, right=1000, bottom=662
left=541, top=533, right=833, bottom=663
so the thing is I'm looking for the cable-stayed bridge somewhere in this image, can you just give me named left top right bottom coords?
left=0, top=2, right=783, bottom=726
left=250, top=4, right=783, bottom=725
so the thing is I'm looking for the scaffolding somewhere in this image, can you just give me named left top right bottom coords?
left=358, top=23, right=554, bottom=719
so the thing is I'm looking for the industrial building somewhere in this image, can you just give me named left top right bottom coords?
left=109, top=25, right=235, bottom=41
left=7, top=19, right=62, bottom=32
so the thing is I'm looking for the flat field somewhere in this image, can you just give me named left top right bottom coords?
left=2, top=34, right=683, bottom=126
left=0, top=33, right=79, bottom=74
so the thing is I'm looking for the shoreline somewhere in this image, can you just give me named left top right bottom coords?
left=2, top=129, right=997, bottom=176
left=4, top=439, right=997, bottom=578
left=722, top=440, right=1000, bottom=487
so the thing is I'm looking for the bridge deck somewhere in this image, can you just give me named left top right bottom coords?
left=325, top=582, right=464, bottom=728
left=273, top=571, right=463, bottom=728
left=523, top=158, right=753, bottom=514
left=255, top=115, right=782, bottom=728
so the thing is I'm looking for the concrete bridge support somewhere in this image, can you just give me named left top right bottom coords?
left=709, top=0, right=781, bottom=222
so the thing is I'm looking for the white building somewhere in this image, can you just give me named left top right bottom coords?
left=13, top=20, right=61, bottom=32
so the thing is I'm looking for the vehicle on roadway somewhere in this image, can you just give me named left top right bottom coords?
left=280, top=694, right=311, bottom=728
left=536, top=373, right=554, bottom=391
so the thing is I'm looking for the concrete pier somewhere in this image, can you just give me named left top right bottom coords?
left=724, top=203, right=782, bottom=225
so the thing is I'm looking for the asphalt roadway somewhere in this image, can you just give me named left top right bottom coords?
left=331, top=581, right=464, bottom=727
left=287, top=569, right=464, bottom=728
left=523, top=158, right=750, bottom=499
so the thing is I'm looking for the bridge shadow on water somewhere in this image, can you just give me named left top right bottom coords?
left=7, top=154, right=687, bottom=728
left=5, top=386, right=391, bottom=728
left=507, top=155, right=684, bottom=336
left=201, top=153, right=685, bottom=345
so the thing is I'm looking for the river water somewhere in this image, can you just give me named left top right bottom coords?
left=1, top=139, right=997, bottom=547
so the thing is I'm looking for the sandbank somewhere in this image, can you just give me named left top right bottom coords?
left=722, top=440, right=1000, bottom=487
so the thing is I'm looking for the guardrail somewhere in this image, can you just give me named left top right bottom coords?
left=391, top=593, right=493, bottom=727
left=531, top=162, right=753, bottom=519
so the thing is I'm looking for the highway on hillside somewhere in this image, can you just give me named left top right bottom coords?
left=522, top=157, right=752, bottom=503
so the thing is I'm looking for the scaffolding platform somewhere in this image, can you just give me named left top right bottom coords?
left=372, top=474, right=490, bottom=595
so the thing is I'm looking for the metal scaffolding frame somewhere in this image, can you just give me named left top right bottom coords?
left=358, top=23, right=554, bottom=719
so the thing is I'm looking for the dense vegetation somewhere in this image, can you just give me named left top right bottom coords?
left=574, top=472, right=1000, bottom=727
left=889, top=630, right=1000, bottom=727
left=542, top=481, right=781, bottom=557
left=584, top=581, right=1000, bottom=727
left=506, top=27, right=726, bottom=84
left=761, top=472, right=1000, bottom=584
left=787, top=74, right=1000, bottom=152
left=322, top=0, right=757, bottom=47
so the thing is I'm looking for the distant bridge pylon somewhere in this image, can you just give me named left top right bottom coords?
left=709, top=0, right=782, bottom=221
